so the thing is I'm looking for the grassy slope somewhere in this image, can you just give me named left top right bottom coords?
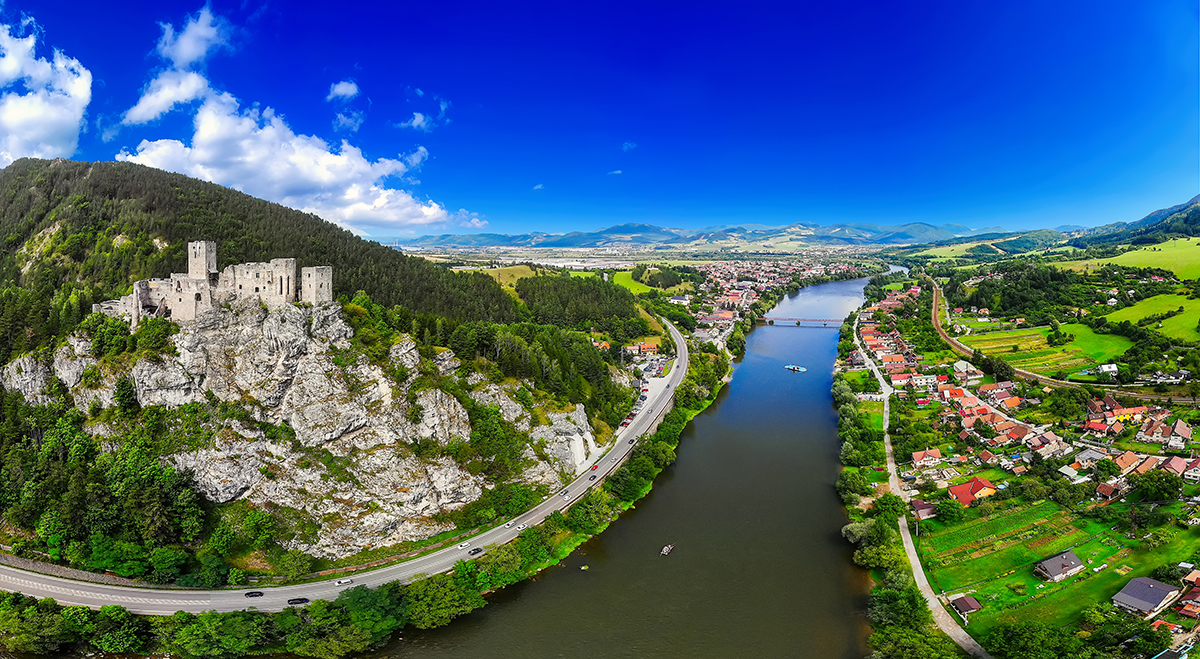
left=1056, top=238, right=1200, bottom=279
left=959, top=324, right=1132, bottom=375
left=1105, top=294, right=1200, bottom=342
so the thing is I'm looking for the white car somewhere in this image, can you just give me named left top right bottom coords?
left=504, top=521, right=514, bottom=529
left=457, top=542, right=470, bottom=550
left=336, top=579, right=353, bottom=586
left=516, top=523, right=527, bottom=531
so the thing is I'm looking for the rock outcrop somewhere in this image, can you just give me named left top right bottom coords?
left=0, top=299, right=601, bottom=559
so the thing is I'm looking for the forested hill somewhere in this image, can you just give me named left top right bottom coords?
left=0, top=158, right=518, bottom=330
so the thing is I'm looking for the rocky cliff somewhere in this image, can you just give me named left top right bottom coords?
left=0, top=300, right=606, bottom=559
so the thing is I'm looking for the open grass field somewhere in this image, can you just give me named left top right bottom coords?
left=475, top=264, right=538, bottom=286
left=959, top=324, right=1132, bottom=375
left=1056, top=238, right=1200, bottom=280
left=860, top=400, right=884, bottom=431
left=1104, top=294, right=1200, bottom=342
left=915, top=242, right=988, bottom=259
left=612, top=270, right=692, bottom=295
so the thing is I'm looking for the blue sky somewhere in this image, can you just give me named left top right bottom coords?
left=0, top=1, right=1197, bottom=238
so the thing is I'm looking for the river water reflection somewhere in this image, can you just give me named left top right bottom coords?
left=373, top=276, right=874, bottom=659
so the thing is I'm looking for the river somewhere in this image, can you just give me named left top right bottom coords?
left=372, top=275, right=874, bottom=659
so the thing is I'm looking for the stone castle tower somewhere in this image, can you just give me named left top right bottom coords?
left=94, top=240, right=334, bottom=327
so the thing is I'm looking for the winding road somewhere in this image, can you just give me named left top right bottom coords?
left=0, top=322, right=690, bottom=615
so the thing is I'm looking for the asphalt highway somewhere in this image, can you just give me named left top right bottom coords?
left=0, top=321, right=690, bottom=614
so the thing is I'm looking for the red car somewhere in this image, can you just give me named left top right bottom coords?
left=591, top=465, right=599, bottom=471
left=620, top=421, right=629, bottom=427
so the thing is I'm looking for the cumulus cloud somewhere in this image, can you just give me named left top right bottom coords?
left=414, top=87, right=424, bottom=97
left=607, top=169, right=622, bottom=175
left=333, top=110, right=363, bottom=132
left=326, top=80, right=359, bottom=102
left=0, top=20, right=92, bottom=166
left=396, top=111, right=431, bottom=132
left=156, top=6, right=229, bottom=69
left=455, top=210, right=487, bottom=228
left=117, top=92, right=452, bottom=233
left=124, top=70, right=207, bottom=124
left=532, top=183, right=543, bottom=190
left=122, top=7, right=229, bottom=125
left=622, top=141, right=637, bottom=151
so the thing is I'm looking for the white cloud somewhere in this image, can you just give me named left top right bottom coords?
left=156, top=7, right=229, bottom=69
left=117, top=92, right=452, bottom=234
left=622, top=141, right=637, bottom=151
left=123, top=70, right=207, bottom=124
left=455, top=210, right=487, bottom=228
left=532, top=183, right=543, bottom=190
left=0, top=20, right=92, bottom=167
left=396, top=111, right=431, bottom=132
left=333, top=110, right=363, bottom=132
left=414, top=88, right=424, bottom=97
left=437, top=99, right=449, bottom=119
left=326, top=80, right=359, bottom=102
left=121, top=7, right=229, bottom=127
left=607, top=169, right=622, bottom=175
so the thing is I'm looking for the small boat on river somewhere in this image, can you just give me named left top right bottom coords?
left=784, top=364, right=807, bottom=372
left=660, top=544, right=674, bottom=556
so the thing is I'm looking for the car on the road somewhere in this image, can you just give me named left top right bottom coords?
left=244, top=591, right=264, bottom=598
left=620, top=421, right=629, bottom=427
left=336, top=579, right=353, bottom=586
left=642, top=388, right=649, bottom=392
left=590, top=465, right=599, bottom=470
left=468, top=548, right=483, bottom=556
left=287, top=598, right=310, bottom=606
left=504, top=521, right=514, bottom=529
left=457, top=542, right=471, bottom=550
left=628, top=438, right=636, bottom=445
left=589, top=475, right=597, bottom=481
left=516, top=523, right=527, bottom=531
left=561, top=491, right=571, bottom=499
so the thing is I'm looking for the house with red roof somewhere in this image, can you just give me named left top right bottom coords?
left=949, top=477, right=996, bottom=506
left=912, top=448, right=942, bottom=468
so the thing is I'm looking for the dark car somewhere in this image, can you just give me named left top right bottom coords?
left=589, top=475, right=597, bottom=481
left=244, top=591, right=264, bottom=598
left=628, top=438, right=636, bottom=444
left=287, top=598, right=310, bottom=606
left=468, top=547, right=483, bottom=556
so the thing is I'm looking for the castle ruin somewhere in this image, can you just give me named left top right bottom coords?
left=94, top=241, right=334, bottom=328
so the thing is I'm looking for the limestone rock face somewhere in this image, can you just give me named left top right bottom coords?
left=1, top=355, right=54, bottom=406
left=470, top=383, right=532, bottom=432
left=532, top=404, right=601, bottom=476
left=1, top=300, right=598, bottom=560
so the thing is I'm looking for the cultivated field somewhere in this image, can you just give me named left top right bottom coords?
left=917, top=500, right=1200, bottom=638
left=1104, top=294, right=1200, bottom=342
left=1056, top=238, right=1200, bottom=280
left=959, top=324, right=1132, bottom=376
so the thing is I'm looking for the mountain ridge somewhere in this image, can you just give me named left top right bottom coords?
left=400, top=220, right=1011, bottom=248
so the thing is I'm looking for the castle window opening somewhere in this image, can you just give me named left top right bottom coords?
left=195, top=293, right=202, bottom=302
left=255, top=287, right=259, bottom=293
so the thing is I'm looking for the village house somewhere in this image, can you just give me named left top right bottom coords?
left=1035, top=550, right=1086, bottom=582
left=948, top=476, right=995, bottom=507
left=912, top=449, right=942, bottom=468
left=1112, top=577, right=1180, bottom=618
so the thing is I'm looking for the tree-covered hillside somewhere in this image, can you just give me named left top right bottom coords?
left=0, top=158, right=518, bottom=361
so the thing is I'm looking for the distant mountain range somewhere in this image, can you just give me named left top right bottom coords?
left=1069, top=193, right=1200, bottom=246
left=401, top=221, right=1010, bottom=249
